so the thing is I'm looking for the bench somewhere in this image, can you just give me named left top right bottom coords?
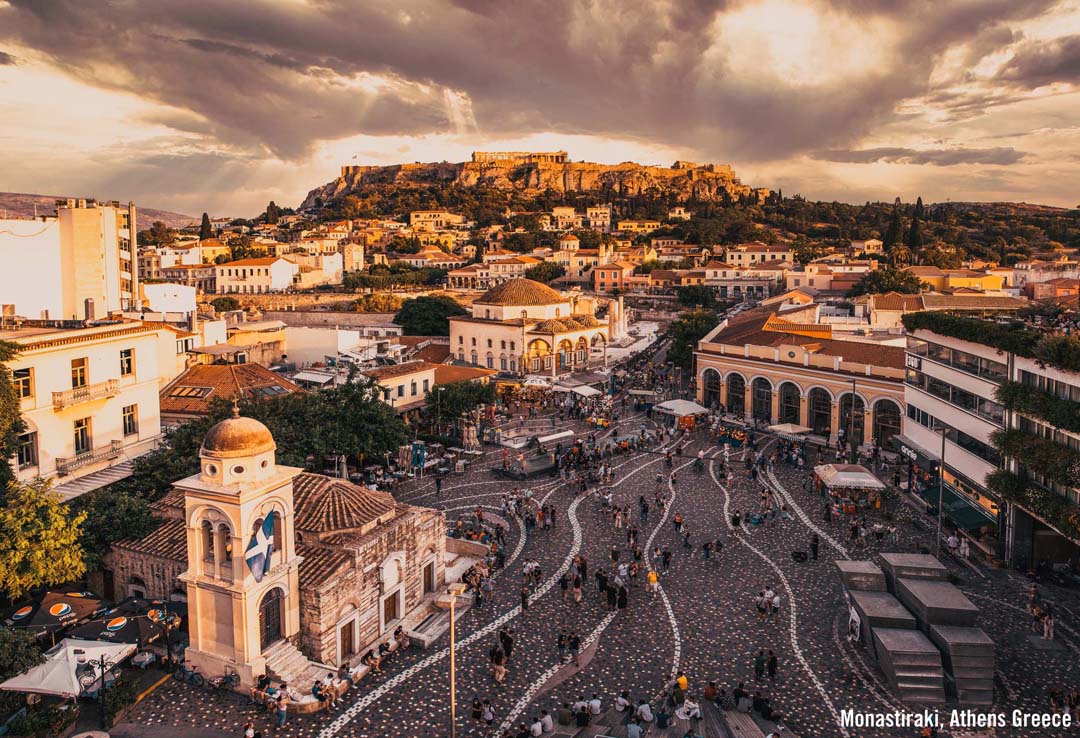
left=723, top=710, right=766, bottom=738
left=699, top=701, right=728, bottom=738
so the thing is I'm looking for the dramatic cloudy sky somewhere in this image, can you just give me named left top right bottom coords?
left=3, top=0, right=1080, bottom=216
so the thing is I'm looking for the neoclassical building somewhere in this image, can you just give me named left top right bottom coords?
left=105, top=411, right=446, bottom=687
left=695, top=305, right=906, bottom=448
left=449, top=278, right=610, bottom=376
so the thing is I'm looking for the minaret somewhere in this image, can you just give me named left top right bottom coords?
left=176, top=405, right=305, bottom=686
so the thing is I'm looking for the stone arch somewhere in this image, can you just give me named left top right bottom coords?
left=872, top=398, right=902, bottom=447
left=257, top=584, right=287, bottom=651
left=839, top=391, right=867, bottom=447
left=701, top=368, right=722, bottom=409
left=751, top=377, right=773, bottom=422
left=726, top=373, right=746, bottom=416
left=807, top=387, right=832, bottom=435
left=556, top=339, right=574, bottom=369
left=778, top=381, right=802, bottom=425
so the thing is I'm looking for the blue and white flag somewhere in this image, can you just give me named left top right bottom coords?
left=245, top=512, right=276, bottom=582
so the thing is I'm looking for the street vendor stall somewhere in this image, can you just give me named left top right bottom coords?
left=654, top=399, right=708, bottom=430
left=0, top=639, right=135, bottom=699
left=628, top=389, right=659, bottom=411
left=814, top=464, right=887, bottom=515
left=768, top=422, right=812, bottom=440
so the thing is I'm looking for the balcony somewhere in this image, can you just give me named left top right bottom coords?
left=56, top=440, right=123, bottom=476
left=52, top=379, right=119, bottom=410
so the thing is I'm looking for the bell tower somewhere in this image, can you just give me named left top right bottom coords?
left=176, top=408, right=304, bottom=686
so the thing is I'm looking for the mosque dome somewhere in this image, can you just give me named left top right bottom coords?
left=475, top=278, right=565, bottom=307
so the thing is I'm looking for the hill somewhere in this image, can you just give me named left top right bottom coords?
left=301, top=151, right=770, bottom=215
left=0, top=192, right=196, bottom=228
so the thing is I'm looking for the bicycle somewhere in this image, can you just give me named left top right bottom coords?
left=173, top=660, right=204, bottom=688
left=207, top=670, right=240, bottom=691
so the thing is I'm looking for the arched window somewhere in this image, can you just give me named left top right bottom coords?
left=201, top=520, right=215, bottom=563
left=873, top=399, right=902, bottom=447
left=751, top=377, right=772, bottom=422
left=840, top=393, right=866, bottom=447
left=726, top=374, right=746, bottom=416
left=779, top=382, right=801, bottom=425
left=808, top=388, right=832, bottom=435
left=702, top=369, right=721, bottom=409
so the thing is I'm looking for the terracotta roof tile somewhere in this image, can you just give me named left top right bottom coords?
left=292, top=472, right=398, bottom=534
left=161, top=364, right=303, bottom=417
left=297, top=544, right=352, bottom=589
left=474, top=278, right=566, bottom=306
left=113, top=519, right=188, bottom=562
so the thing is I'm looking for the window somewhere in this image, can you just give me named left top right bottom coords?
left=423, top=379, right=430, bottom=392
left=12, top=368, right=32, bottom=399
left=487, top=339, right=493, bottom=348
left=122, top=404, right=138, bottom=436
left=397, top=385, right=405, bottom=398
left=73, top=418, right=91, bottom=455
left=458, top=336, right=463, bottom=345
left=410, top=381, right=417, bottom=397
left=510, top=341, right=515, bottom=351
left=119, top=348, right=134, bottom=376
left=471, top=337, right=477, bottom=346
left=15, top=432, right=37, bottom=469
left=500, top=340, right=506, bottom=349
left=71, top=358, right=88, bottom=388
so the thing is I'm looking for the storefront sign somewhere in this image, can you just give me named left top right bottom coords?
left=900, top=446, right=918, bottom=462
left=905, top=354, right=922, bottom=371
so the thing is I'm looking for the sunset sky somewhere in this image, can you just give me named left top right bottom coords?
left=3, top=0, right=1080, bottom=217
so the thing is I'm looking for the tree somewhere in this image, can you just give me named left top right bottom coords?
left=353, top=293, right=403, bottom=313
left=677, top=285, right=716, bottom=309
left=524, top=263, right=566, bottom=284
left=211, top=296, right=240, bottom=313
left=846, top=267, right=924, bottom=297
left=0, top=628, right=43, bottom=682
left=906, top=197, right=924, bottom=251
left=265, top=201, right=281, bottom=225
left=71, top=487, right=160, bottom=572
left=395, top=295, right=467, bottom=336
left=883, top=198, right=903, bottom=250
left=199, top=212, right=213, bottom=240
left=426, top=381, right=496, bottom=422
left=0, top=342, right=25, bottom=487
left=0, top=479, right=86, bottom=599
left=667, top=309, right=720, bottom=368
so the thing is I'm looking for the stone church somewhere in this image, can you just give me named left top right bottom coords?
left=105, top=410, right=447, bottom=686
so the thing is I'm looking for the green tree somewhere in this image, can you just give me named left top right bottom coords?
left=265, top=201, right=281, bottom=225
left=0, top=342, right=25, bottom=487
left=906, top=197, right=924, bottom=251
left=919, top=243, right=962, bottom=269
left=426, top=381, right=496, bottom=422
left=0, top=479, right=86, bottom=599
left=846, top=267, right=924, bottom=297
left=883, top=198, right=903, bottom=250
left=677, top=285, right=717, bottom=309
left=0, top=628, right=43, bottom=681
left=353, top=293, right=404, bottom=313
left=228, top=235, right=262, bottom=261
left=524, top=263, right=566, bottom=284
left=388, top=235, right=423, bottom=254
left=199, top=212, right=213, bottom=240
left=395, top=295, right=467, bottom=336
left=210, top=296, right=240, bottom=313
left=71, top=487, right=160, bottom=572
left=667, top=309, right=720, bottom=368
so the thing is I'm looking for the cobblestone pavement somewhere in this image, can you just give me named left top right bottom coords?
left=121, top=413, right=1080, bottom=738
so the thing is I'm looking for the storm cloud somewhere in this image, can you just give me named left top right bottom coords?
left=0, top=51, right=16, bottom=65
left=0, top=0, right=1060, bottom=162
left=813, top=147, right=1027, bottom=166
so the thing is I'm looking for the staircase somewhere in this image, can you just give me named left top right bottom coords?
left=929, top=625, right=995, bottom=705
left=263, top=640, right=334, bottom=689
left=872, top=628, right=946, bottom=704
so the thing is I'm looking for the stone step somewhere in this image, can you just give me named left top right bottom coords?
left=893, top=667, right=944, bottom=680
left=947, top=655, right=995, bottom=669
left=956, top=688, right=994, bottom=705
left=951, top=668, right=995, bottom=681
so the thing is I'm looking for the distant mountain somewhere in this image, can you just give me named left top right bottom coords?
left=0, top=192, right=196, bottom=229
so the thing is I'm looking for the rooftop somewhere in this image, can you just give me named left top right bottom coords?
left=160, top=363, right=302, bottom=417
left=474, top=278, right=567, bottom=306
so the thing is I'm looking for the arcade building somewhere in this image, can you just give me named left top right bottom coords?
left=104, top=410, right=447, bottom=686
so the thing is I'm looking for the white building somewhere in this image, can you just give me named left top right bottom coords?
left=0, top=199, right=138, bottom=320
left=142, top=283, right=197, bottom=314
left=7, top=321, right=179, bottom=499
left=214, top=257, right=299, bottom=294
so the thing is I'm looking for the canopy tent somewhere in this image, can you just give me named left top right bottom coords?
left=0, top=639, right=135, bottom=698
left=768, top=423, right=812, bottom=438
left=814, top=464, right=886, bottom=490
left=654, top=399, right=708, bottom=417
left=571, top=385, right=601, bottom=398
left=522, top=375, right=552, bottom=388
left=627, top=389, right=658, bottom=397
left=5, top=591, right=102, bottom=634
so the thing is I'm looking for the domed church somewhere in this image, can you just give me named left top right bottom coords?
left=449, top=278, right=611, bottom=376
left=105, top=408, right=447, bottom=687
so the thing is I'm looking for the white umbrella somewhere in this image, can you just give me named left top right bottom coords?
left=768, top=423, right=812, bottom=437
left=0, top=638, right=135, bottom=698
left=655, top=399, right=708, bottom=417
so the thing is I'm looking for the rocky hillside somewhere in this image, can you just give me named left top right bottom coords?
left=0, top=192, right=195, bottom=228
left=301, top=155, right=769, bottom=210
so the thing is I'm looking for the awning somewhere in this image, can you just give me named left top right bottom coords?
left=572, top=385, right=601, bottom=398
left=768, top=423, right=812, bottom=437
left=523, top=375, right=552, bottom=388
left=916, top=484, right=997, bottom=530
left=291, top=370, right=336, bottom=385
left=814, top=464, right=886, bottom=490
left=655, top=399, right=708, bottom=417
left=0, top=639, right=135, bottom=698
left=52, top=461, right=135, bottom=502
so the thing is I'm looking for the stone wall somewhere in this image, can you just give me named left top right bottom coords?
left=103, top=548, right=187, bottom=602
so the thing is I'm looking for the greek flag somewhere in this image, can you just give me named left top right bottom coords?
left=245, top=512, right=276, bottom=582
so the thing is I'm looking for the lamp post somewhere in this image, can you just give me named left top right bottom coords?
left=847, top=378, right=858, bottom=464
left=77, top=649, right=116, bottom=729
left=436, top=386, right=446, bottom=437
left=447, top=583, right=468, bottom=738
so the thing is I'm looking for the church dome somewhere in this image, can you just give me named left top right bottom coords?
left=475, top=278, right=565, bottom=306
left=532, top=319, right=569, bottom=333
left=201, top=413, right=276, bottom=459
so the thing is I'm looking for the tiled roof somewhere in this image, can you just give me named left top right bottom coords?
left=920, top=294, right=1027, bottom=309
left=113, top=519, right=188, bottom=562
left=360, top=360, right=433, bottom=381
left=292, top=472, right=398, bottom=534
left=474, top=278, right=566, bottom=306
left=297, top=544, right=352, bottom=589
left=160, top=364, right=303, bottom=417
left=216, top=256, right=288, bottom=267
left=433, top=365, right=498, bottom=384
left=413, top=343, right=452, bottom=364
left=904, top=266, right=945, bottom=277
left=872, top=292, right=924, bottom=311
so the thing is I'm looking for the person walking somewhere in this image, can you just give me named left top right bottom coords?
left=471, top=697, right=483, bottom=724
left=560, top=572, right=570, bottom=603
left=569, top=631, right=582, bottom=667
left=753, top=650, right=766, bottom=681
left=521, top=585, right=530, bottom=615
left=767, top=650, right=778, bottom=681
left=810, top=533, right=820, bottom=561
left=500, top=627, right=515, bottom=660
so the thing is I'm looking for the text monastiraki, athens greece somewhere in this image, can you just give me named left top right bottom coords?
left=2, top=3, right=1080, bottom=738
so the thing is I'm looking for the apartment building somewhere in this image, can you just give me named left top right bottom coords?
left=408, top=210, right=465, bottom=231
left=213, top=256, right=299, bottom=293
left=6, top=320, right=177, bottom=499
left=160, top=264, right=217, bottom=293
left=0, top=199, right=138, bottom=320
left=722, top=242, right=794, bottom=267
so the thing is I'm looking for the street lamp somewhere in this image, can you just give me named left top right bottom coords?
left=447, top=583, right=468, bottom=738
left=436, top=386, right=446, bottom=436
left=76, top=649, right=116, bottom=729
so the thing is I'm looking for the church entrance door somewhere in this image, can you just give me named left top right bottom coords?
left=259, top=588, right=283, bottom=651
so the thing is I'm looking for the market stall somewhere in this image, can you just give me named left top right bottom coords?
left=0, top=639, right=135, bottom=699
left=768, top=422, right=812, bottom=440
left=654, top=399, right=708, bottom=431
left=814, top=463, right=887, bottom=515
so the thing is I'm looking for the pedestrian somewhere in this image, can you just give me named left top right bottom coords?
left=500, top=627, right=515, bottom=660
left=521, top=585, right=530, bottom=614
left=662, top=547, right=672, bottom=574
left=647, top=568, right=658, bottom=595
left=557, top=630, right=568, bottom=662
left=753, top=650, right=766, bottom=681
left=483, top=700, right=496, bottom=726
left=569, top=631, right=581, bottom=666
left=435, top=475, right=443, bottom=495
left=573, top=574, right=583, bottom=603
left=471, top=697, right=483, bottom=723
left=767, top=650, right=778, bottom=681
left=274, top=691, right=289, bottom=728
left=732, top=510, right=741, bottom=529
left=810, top=533, right=819, bottom=561
left=560, top=572, right=569, bottom=603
